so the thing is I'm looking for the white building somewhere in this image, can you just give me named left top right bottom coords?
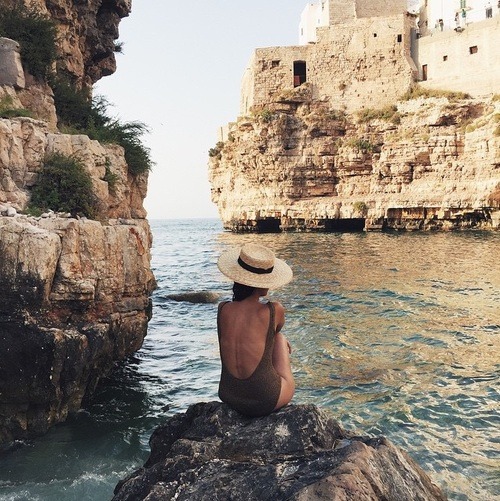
left=419, top=0, right=498, bottom=33
left=299, top=0, right=500, bottom=43
left=299, top=1, right=330, bottom=44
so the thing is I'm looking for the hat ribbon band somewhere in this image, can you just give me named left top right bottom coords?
left=238, top=257, right=274, bottom=275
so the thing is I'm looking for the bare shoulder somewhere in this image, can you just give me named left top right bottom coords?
left=270, top=300, right=285, bottom=314
left=270, top=300, right=286, bottom=327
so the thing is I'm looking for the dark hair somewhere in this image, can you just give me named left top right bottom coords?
left=232, top=282, right=255, bottom=301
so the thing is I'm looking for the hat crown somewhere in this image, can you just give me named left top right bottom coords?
left=239, top=243, right=275, bottom=271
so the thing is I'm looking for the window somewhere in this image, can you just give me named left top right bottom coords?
left=469, top=45, right=478, bottom=54
left=271, top=60, right=280, bottom=68
left=373, top=33, right=377, bottom=37
left=422, top=64, right=428, bottom=81
left=443, top=55, right=448, bottom=61
left=397, top=34, right=402, bottom=43
left=293, top=61, right=307, bottom=87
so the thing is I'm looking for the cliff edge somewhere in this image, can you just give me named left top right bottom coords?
left=209, top=91, right=500, bottom=232
left=0, top=0, right=156, bottom=445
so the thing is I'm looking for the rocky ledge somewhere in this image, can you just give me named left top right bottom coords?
left=0, top=214, right=155, bottom=445
left=209, top=94, right=500, bottom=233
left=0, top=118, right=155, bottom=445
left=113, top=402, right=446, bottom=501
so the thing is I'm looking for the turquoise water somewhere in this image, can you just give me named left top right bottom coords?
left=0, top=219, right=498, bottom=500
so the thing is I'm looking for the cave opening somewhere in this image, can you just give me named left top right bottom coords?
left=256, top=218, right=281, bottom=233
left=324, top=218, right=366, bottom=232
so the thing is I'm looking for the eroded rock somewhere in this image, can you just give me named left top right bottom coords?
left=113, top=402, right=447, bottom=501
left=0, top=216, right=156, bottom=445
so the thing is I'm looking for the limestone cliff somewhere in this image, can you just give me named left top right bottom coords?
left=0, top=116, right=155, bottom=445
left=0, top=0, right=130, bottom=88
left=0, top=0, right=156, bottom=445
left=209, top=90, right=500, bottom=232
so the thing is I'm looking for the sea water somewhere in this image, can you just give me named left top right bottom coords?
left=0, top=219, right=498, bottom=500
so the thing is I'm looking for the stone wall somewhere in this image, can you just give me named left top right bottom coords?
left=240, top=13, right=417, bottom=115
left=313, top=14, right=416, bottom=111
left=354, top=0, right=407, bottom=19
left=240, top=46, right=311, bottom=116
left=417, top=16, right=500, bottom=97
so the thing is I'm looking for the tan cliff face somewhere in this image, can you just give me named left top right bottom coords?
left=209, top=93, right=500, bottom=231
left=0, top=1, right=158, bottom=444
left=0, top=116, right=156, bottom=444
left=0, top=0, right=130, bottom=88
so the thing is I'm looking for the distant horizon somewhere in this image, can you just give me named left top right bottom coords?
left=95, top=0, right=308, bottom=220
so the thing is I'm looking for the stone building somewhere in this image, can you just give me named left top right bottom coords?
left=239, top=0, right=499, bottom=118
left=241, top=0, right=415, bottom=115
left=415, top=1, right=500, bottom=95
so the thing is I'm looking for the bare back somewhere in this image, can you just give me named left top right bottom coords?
left=218, top=299, right=284, bottom=379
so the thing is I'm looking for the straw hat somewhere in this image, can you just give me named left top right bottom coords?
left=217, top=243, right=293, bottom=289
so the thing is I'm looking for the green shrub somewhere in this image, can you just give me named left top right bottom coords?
left=401, top=86, right=471, bottom=102
left=345, top=137, right=374, bottom=153
left=51, top=80, right=153, bottom=175
left=254, top=109, right=274, bottom=123
left=353, top=201, right=368, bottom=215
left=326, top=109, right=346, bottom=122
left=358, top=105, right=399, bottom=123
left=29, top=153, right=99, bottom=218
left=0, top=4, right=57, bottom=80
left=114, top=41, right=124, bottom=53
left=103, top=162, right=119, bottom=194
left=0, top=95, right=33, bottom=118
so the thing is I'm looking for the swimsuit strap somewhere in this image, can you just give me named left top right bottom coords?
left=217, top=301, right=230, bottom=339
left=264, top=301, right=276, bottom=350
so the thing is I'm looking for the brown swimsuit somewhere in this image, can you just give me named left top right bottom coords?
left=217, top=301, right=282, bottom=417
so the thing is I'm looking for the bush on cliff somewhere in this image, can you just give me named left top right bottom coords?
left=51, top=79, right=152, bottom=175
left=29, top=154, right=99, bottom=218
left=0, top=95, right=33, bottom=118
left=0, top=4, right=57, bottom=80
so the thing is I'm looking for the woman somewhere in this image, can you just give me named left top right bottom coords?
left=216, top=242, right=295, bottom=417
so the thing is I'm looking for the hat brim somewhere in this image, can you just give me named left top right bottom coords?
left=217, top=247, right=293, bottom=289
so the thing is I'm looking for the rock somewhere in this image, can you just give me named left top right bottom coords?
left=209, top=96, right=500, bottom=232
left=6, top=206, right=16, bottom=216
left=0, top=0, right=130, bottom=89
left=165, top=291, right=221, bottom=304
left=0, top=38, right=25, bottom=88
left=112, top=402, right=446, bottom=501
left=0, top=217, right=156, bottom=445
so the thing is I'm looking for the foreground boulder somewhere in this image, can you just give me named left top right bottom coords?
left=113, top=402, right=446, bottom=501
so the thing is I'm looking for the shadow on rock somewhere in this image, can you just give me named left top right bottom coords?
left=113, top=402, right=447, bottom=501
